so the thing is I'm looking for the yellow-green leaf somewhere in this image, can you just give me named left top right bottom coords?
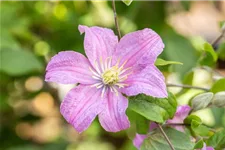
left=155, top=58, right=183, bottom=66
left=122, top=0, right=133, bottom=6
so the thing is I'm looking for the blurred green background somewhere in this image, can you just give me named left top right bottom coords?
left=0, top=1, right=225, bottom=150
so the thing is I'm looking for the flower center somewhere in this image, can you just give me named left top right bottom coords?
left=102, top=66, right=119, bottom=85
left=89, top=57, right=132, bottom=96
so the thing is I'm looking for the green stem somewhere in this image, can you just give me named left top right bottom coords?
left=167, top=83, right=210, bottom=91
left=112, top=0, right=122, bottom=40
left=156, top=123, right=175, bottom=150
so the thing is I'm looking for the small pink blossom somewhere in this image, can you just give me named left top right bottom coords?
left=45, top=25, right=167, bottom=133
left=200, top=143, right=214, bottom=150
left=133, top=105, right=191, bottom=149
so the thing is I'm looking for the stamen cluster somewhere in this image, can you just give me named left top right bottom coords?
left=89, top=57, right=132, bottom=96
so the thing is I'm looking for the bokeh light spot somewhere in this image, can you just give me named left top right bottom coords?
left=25, top=76, right=43, bottom=92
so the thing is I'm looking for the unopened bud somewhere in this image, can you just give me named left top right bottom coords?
left=192, top=92, right=214, bottom=111
left=213, top=92, right=225, bottom=107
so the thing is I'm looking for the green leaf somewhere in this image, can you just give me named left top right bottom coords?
left=184, top=115, right=210, bottom=137
left=128, top=92, right=177, bottom=123
left=160, top=26, right=198, bottom=77
left=127, top=109, right=150, bottom=134
left=199, top=43, right=218, bottom=67
left=191, top=92, right=214, bottom=111
left=194, top=139, right=204, bottom=149
left=155, top=58, right=183, bottom=66
left=136, top=115, right=150, bottom=134
left=0, top=49, right=43, bottom=76
left=210, top=78, right=225, bottom=93
left=207, top=130, right=225, bottom=149
left=141, top=127, right=194, bottom=150
left=191, top=122, right=210, bottom=136
left=122, top=0, right=133, bottom=6
left=217, top=42, right=225, bottom=60
left=204, top=43, right=218, bottom=61
left=184, top=115, right=202, bottom=125
left=212, top=91, right=225, bottom=107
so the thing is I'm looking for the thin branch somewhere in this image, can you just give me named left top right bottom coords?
left=167, top=83, right=210, bottom=91
left=166, top=123, right=188, bottom=126
left=211, top=26, right=225, bottom=49
left=112, top=0, right=122, bottom=40
left=156, top=123, right=175, bottom=150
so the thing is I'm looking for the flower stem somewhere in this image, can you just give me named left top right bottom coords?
left=167, top=83, right=210, bottom=91
left=112, top=0, right=122, bottom=40
left=156, top=123, right=175, bottom=150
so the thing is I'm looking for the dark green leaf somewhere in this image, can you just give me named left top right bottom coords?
left=194, top=139, right=204, bottom=149
left=0, top=49, right=43, bottom=76
left=217, top=42, right=225, bottom=60
left=128, top=92, right=177, bottom=123
left=141, top=127, right=194, bottom=150
left=127, top=109, right=150, bottom=134
left=207, top=130, right=225, bottom=149
left=184, top=115, right=202, bottom=125
left=210, top=78, right=225, bottom=93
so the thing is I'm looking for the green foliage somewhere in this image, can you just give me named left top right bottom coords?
left=155, top=58, right=183, bottom=66
left=127, top=109, right=150, bottom=134
left=0, top=49, right=43, bottom=76
left=141, top=127, right=194, bottom=150
left=160, top=26, right=198, bottom=77
left=199, top=43, right=218, bottom=67
left=128, top=92, right=177, bottom=123
left=0, top=1, right=224, bottom=150
left=207, top=130, right=225, bottom=149
left=122, top=0, right=133, bottom=6
left=210, top=78, right=225, bottom=93
left=184, top=115, right=211, bottom=137
left=180, top=1, right=191, bottom=11
left=194, top=139, right=204, bottom=149
left=217, top=43, right=225, bottom=60
left=191, top=92, right=214, bottom=111
left=184, top=115, right=202, bottom=125
left=191, top=122, right=210, bottom=137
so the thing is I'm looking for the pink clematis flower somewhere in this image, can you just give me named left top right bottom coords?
left=133, top=105, right=191, bottom=149
left=45, top=25, right=167, bottom=133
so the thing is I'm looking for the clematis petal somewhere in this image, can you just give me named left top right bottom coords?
left=114, top=28, right=164, bottom=68
left=78, top=25, right=118, bottom=66
left=98, top=91, right=130, bottom=132
left=121, top=65, right=167, bottom=98
left=167, top=105, right=191, bottom=124
left=201, top=143, right=214, bottom=150
left=45, top=51, right=96, bottom=84
left=60, top=85, right=104, bottom=133
left=133, top=134, right=147, bottom=149
left=167, top=105, right=191, bottom=132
